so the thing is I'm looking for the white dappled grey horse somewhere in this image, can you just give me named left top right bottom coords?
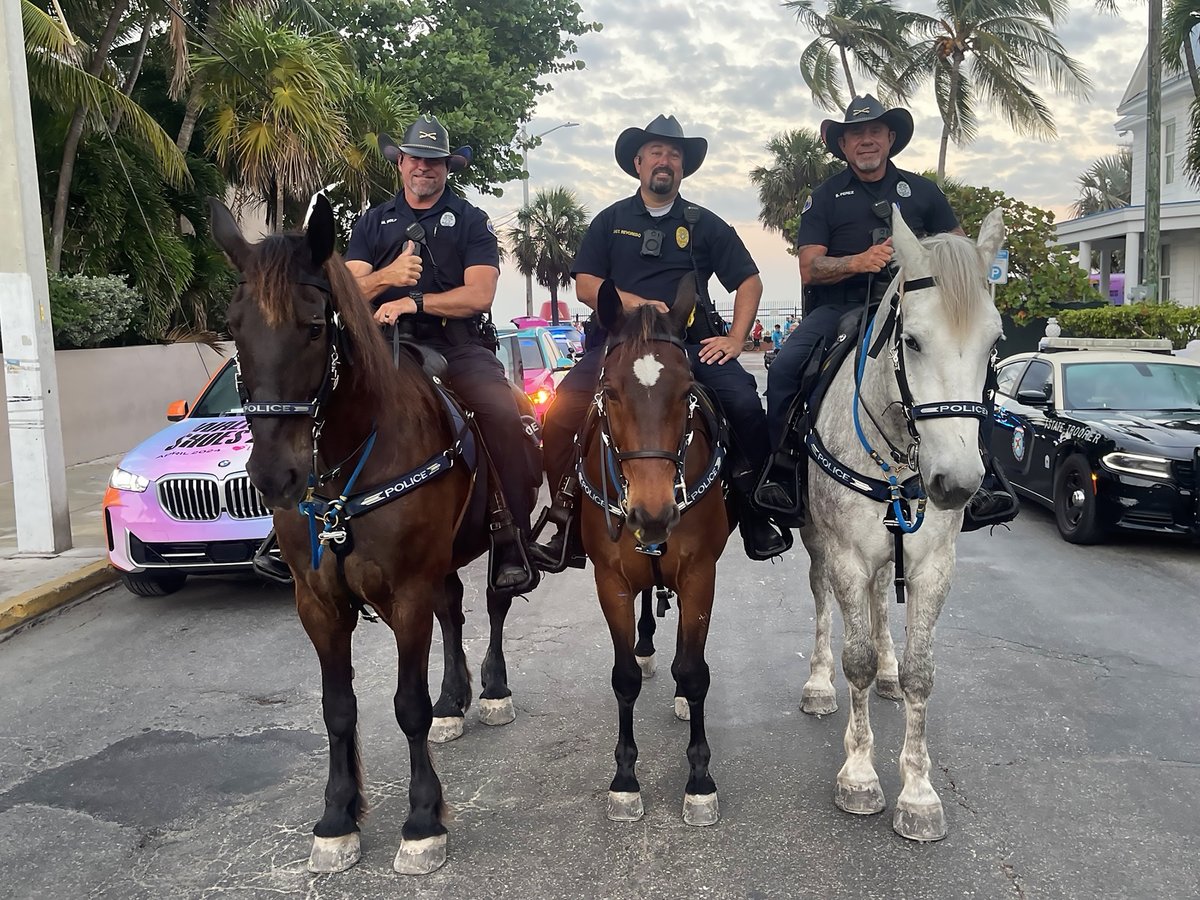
left=799, top=206, right=1004, bottom=842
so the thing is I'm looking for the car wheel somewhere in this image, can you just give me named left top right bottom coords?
left=1053, top=454, right=1105, bottom=544
left=121, top=570, right=188, bottom=597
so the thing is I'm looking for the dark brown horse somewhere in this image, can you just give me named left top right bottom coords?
left=209, top=195, right=524, bottom=876
left=583, top=276, right=731, bottom=826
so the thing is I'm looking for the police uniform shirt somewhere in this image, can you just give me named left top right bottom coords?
left=345, top=189, right=499, bottom=321
left=796, top=162, right=958, bottom=306
left=572, top=192, right=758, bottom=307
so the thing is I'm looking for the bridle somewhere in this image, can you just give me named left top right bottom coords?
left=585, top=331, right=723, bottom=546
left=851, top=272, right=991, bottom=533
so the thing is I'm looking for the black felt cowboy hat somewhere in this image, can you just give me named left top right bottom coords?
left=379, top=114, right=472, bottom=173
left=614, top=114, right=708, bottom=178
left=820, top=94, right=913, bottom=161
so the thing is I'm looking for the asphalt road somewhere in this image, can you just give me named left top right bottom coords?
left=1, top=496, right=1197, bottom=900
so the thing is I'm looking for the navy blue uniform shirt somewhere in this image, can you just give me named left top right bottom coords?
left=572, top=192, right=758, bottom=309
left=345, top=189, right=499, bottom=322
left=796, top=162, right=957, bottom=308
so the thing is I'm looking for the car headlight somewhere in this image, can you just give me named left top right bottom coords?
left=109, top=466, right=150, bottom=492
left=1101, top=452, right=1173, bottom=480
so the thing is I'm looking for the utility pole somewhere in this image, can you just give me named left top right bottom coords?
left=1144, top=0, right=1163, bottom=302
left=0, top=0, right=72, bottom=553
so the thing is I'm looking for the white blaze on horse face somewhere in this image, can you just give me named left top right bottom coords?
left=634, top=354, right=664, bottom=388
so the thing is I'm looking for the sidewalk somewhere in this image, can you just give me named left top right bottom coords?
left=0, top=455, right=121, bottom=633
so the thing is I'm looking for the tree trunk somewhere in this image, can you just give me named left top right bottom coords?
left=839, top=46, right=856, bottom=99
left=109, top=12, right=155, bottom=132
left=275, top=184, right=284, bottom=234
left=176, top=80, right=207, bottom=153
left=1145, top=0, right=1163, bottom=301
left=550, top=283, right=560, bottom=325
left=937, top=57, right=964, bottom=181
left=1185, top=29, right=1199, bottom=100
left=49, top=0, right=133, bottom=272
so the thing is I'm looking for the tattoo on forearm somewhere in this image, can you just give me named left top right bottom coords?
left=809, top=255, right=856, bottom=284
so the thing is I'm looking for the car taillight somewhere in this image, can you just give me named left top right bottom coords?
left=529, top=387, right=552, bottom=406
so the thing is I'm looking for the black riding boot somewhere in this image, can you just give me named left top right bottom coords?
left=528, top=475, right=586, bottom=573
left=252, top=528, right=293, bottom=584
left=754, top=392, right=809, bottom=528
left=733, top=468, right=793, bottom=561
left=961, top=453, right=1019, bottom=532
left=489, top=508, right=540, bottom=594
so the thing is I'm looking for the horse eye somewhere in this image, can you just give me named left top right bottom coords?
left=308, top=323, right=324, bottom=341
left=903, top=334, right=920, bottom=352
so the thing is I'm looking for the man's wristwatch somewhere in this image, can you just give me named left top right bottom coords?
left=411, top=291, right=424, bottom=315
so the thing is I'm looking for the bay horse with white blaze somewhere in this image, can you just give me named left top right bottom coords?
left=582, top=276, right=731, bottom=826
left=210, top=195, right=526, bottom=876
left=798, top=206, right=1005, bottom=841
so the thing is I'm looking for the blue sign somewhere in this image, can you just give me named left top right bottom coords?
left=988, top=249, right=1009, bottom=285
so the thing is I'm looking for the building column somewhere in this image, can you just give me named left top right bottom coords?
left=1078, top=240, right=1092, bottom=271
left=1099, top=248, right=1112, bottom=302
left=1124, top=230, right=1141, bottom=302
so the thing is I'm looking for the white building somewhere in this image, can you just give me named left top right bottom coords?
left=1055, top=33, right=1200, bottom=306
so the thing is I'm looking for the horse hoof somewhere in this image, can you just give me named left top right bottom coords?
left=835, top=780, right=886, bottom=815
left=393, top=833, right=448, bottom=875
left=478, top=697, right=515, bottom=726
left=893, top=801, right=948, bottom=842
left=875, top=678, right=903, bottom=701
left=636, top=654, right=656, bottom=678
left=674, top=697, right=690, bottom=721
left=429, top=716, right=464, bottom=744
left=607, top=790, right=644, bottom=822
left=307, top=833, right=360, bottom=873
left=801, top=688, right=837, bottom=716
left=682, top=792, right=719, bottom=827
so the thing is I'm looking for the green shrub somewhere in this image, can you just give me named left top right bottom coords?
left=1057, top=303, right=1200, bottom=349
left=47, top=273, right=144, bottom=349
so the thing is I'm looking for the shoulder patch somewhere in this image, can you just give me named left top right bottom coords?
left=485, top=218, right=495, bottom=235
left=802, top=195, right=812, bottom=214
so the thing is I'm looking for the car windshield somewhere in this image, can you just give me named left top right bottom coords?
left=190, top=362, right=244, bottom=417
left=1063, top=360, right=1200, bottom=411
left=518, top=337, right=546, bottom=371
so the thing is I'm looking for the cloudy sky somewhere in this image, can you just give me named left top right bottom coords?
left=471, top=0, right=1150, bottom=325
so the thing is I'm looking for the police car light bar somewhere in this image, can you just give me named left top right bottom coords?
left=1037, top=336, right=1174, bottom=355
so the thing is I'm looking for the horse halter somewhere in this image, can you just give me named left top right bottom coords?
left=854, top=274, right=990, bottom=532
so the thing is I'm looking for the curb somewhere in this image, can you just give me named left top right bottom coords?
left=0, top=561, right=119, bottom=635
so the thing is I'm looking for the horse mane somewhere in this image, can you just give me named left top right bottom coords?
left=920, top=233, right=992, bottom=335
left=612, top=304, right=680, bottom=360
left=245, top=235, right=426, bottom=404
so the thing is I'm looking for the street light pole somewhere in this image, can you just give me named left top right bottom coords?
left=519, top=121, right=579, bottom=318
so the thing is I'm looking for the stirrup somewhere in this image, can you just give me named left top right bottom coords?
left=252, top=533, right=293, bottom=585
left=488, top=521, right=539, bottom=594
left=528, top=508, right=573, bottom=574
left=753, top=451, right=805, bottom=524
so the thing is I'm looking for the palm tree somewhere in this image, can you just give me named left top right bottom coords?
left=194, top=8, right=354, bottom=230
left=898, top=0, right=1092, bottom=179
left=1163, top=2, right=1200, bottom=186
left=506, top=187, right=589, bottom=325
left=750, top=128, right=842, bottom=251
left=23, top=0, right=190, bottom=270
left=1071, top=148, right=1133, bottom=217
left=783, top=0, right=914, bottom=111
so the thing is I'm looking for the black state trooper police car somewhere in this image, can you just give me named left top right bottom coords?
left=990, top=340, right=1200, bottom=543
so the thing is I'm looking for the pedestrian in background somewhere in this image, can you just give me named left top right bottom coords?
left=752, top=318, right=764, bottom=349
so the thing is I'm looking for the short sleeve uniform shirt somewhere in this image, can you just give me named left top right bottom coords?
left=345, top=190, right=499, bottom=323
left=796, top=162, right=958, bottom=308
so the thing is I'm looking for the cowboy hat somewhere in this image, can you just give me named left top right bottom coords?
left=379, top=114, right=472, bottom=173
left=820, top=94, right=913, bottom=161
left=614, top=114, right=708, bottom=178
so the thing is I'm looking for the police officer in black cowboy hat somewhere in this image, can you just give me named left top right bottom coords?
left=341, top=113, right=538, bottom=591
left=755, top=94, right=1017, bottom=531
left=528, top=114, right=792, bottom=569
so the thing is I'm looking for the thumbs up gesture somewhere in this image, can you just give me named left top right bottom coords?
left=384, top=240, right=422, bottom=287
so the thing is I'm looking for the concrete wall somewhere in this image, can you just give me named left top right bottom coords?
left=0, top=342, right=232, bottom=484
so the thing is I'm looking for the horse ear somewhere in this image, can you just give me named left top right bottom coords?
left=597, top=279, right=624, bottom=332
left=976, top=208, right=1005, bottom=268
left=209, top=197, right=250, bottom=272
left=889, top=203, right=923, bottom=270
left=307, top=194, right=335, bottom=267
left=668, top=272, right=698, bottom=334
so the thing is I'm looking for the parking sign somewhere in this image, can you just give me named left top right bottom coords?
left=988, top=249, right=1009, bottom=285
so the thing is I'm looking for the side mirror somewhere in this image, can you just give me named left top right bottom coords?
left=553, top=356, right=574, bottom=371
left=167, top=400, right=189, bottom=421
left=1016, top=387, right=1051, bottom=406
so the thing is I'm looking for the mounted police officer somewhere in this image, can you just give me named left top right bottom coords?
left=755, top=94, right=1017, bottom=531
left=529, top=114, right=792, bottom=569
left=342, top=114, right=538, bottom=592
